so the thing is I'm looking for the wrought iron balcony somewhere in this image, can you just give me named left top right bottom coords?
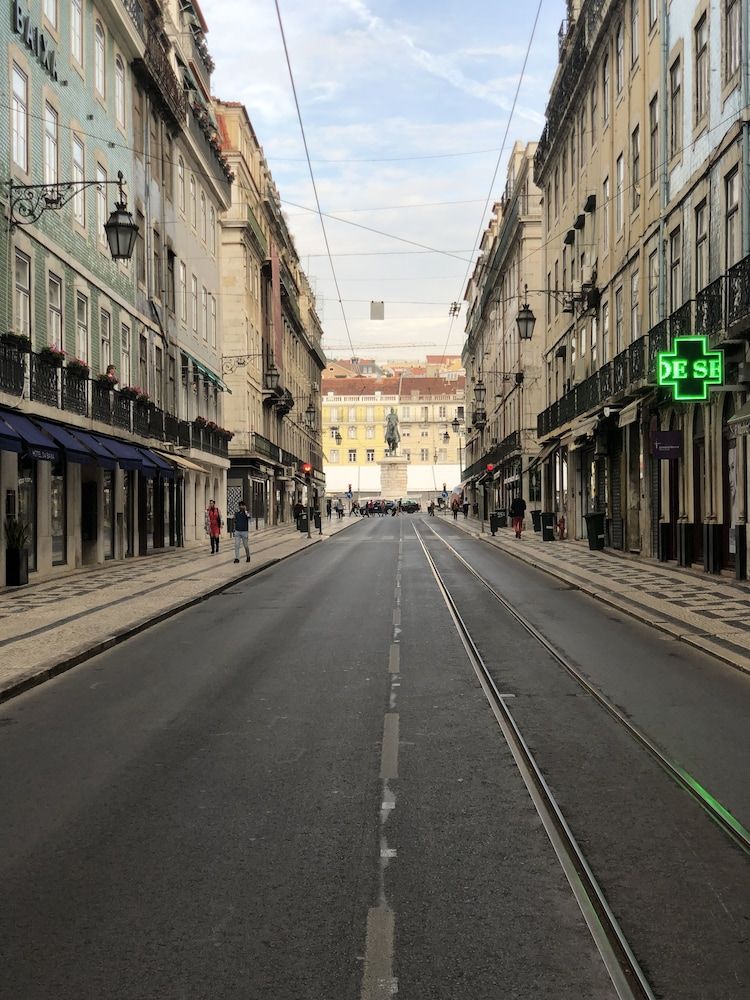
left=0, top=344, right=26, bottom=396
left=613, top=348, right=629, bottom=394
left=598, top=360, right=613, bottom=400
left=135, top=29, right=187, bottom=129
left=647, top=320, right=669, bottom=381
left=696, top=276, right=725, bottom=341
left=727, top=252, right=750, bottom=329
left=669, top=300, right=693, bottom=338
left=120, top=0, right=144, bottom=37
left=30, top=355, right=61, bottom=408
left=629, top=336, right=646, bottom=382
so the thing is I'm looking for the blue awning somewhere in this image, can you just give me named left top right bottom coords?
left=138, top=448, right=175, bottom=478
left=69, top=430, right=118, bottom=471
left=94, top=436, right=144, bottom=471
left=34, top=418, right=95, bottom=465
left=0, top=410, right=59, bottom=462
left=0, top=415, right=23, bottom=454
left=137, top=449, right=159, bottom=479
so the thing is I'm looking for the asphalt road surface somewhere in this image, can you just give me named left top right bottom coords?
left=1, top=515, right=749, bottom=999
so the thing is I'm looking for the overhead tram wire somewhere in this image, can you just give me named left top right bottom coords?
left=437, top=0, right=545, bottom=362
left=273, top=0, right=359, bottom=370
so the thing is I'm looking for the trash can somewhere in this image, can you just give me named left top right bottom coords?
left=583, top=511, right=606, bottom=550
left=531, top=509, right=542, bottom=532
left=226, top=516, right=235, bottom=535
left=297, top=513, right=309, bottom=533
left=541, top=512, right=556, bottom=541
left=496, top=508, right=507, bottom=528
left=314, top=511, right=321, bottom=530
left=489, top=512, right=499, bottom=535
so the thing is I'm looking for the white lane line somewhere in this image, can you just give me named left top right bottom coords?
left=360, top=906, right=398, bottom=999
left=380, top=713, right=399, bottom=779
left=388, top=644, right=400, bottom=674
left=393, top=608, right=401, bottom=626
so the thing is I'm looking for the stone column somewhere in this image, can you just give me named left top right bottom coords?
left=379, top=456, right=409, bottom=498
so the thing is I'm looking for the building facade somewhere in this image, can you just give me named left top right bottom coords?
left=322, top=374, right=465, bottom=501
left=462, top=141, right=544, bottom=520
left=0, top=0, right=230, bottom=583
left=216, top=100, right=326, bottom=527
left=534, top=0, right=750, bottom=576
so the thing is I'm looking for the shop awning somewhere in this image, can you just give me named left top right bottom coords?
left=618, top=399, right=640, bottom=428
left=570, top=415, right=599, bottom=440
left=95, top=436, right=145, bottom=471
left=34, top=418, right=96, bottom=465
left=70, top=431, right=118, bottom=471
left=139, top=448, right=175, bottom=478
left=1, top=410, right=59, bottom=462
left=0, top=414, right=23, bottom=454
left=528, top=440, right=558, bottom=470
left=155, top=450, right=207, bottom=474
left=185, top=353, right=230, bottom=392
left=728, top=400, right=750, bottom=434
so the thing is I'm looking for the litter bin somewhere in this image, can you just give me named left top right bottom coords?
left=226, top=516, right=235, bottom=535
left=297, top=513, right=309, bottom=533
left=541, top=512, right=556, bottom=541
left=314, top=511, right=321, bottom=530
left=496, top=508, right=507, bottom=528
left=583, top=511, right=606, bottom=550
left=531, top=509, right=542, bottom=532
left=489, top=512, right=499, bottom=535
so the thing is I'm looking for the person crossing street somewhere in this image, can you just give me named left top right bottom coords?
left=233, top=500, right=252, bottom=563
left=509, top=494, right=527, bottom=539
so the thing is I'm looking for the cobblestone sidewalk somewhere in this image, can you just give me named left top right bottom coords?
left=0, top=517, right=357, bottom=701
left=445, top=514, right=750, bottom=676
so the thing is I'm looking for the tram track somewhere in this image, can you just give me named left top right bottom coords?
left=418, top=519, right=750, bottom=859
left=412, top=522, right=655, bottom=1000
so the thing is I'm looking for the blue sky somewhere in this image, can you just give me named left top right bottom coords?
left=201, top=0, right=564, bottom=360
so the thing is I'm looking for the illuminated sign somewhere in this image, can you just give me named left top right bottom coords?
left=656, top=335, right=724, bottom=401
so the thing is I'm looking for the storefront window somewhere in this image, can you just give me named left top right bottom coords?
left=146, top=478, right=154, bottom=549
left=51, top=460, right=66, bottom=565
left=17, top=455, right=37, bottom=572
left=103, top=471, right=114, bottom=559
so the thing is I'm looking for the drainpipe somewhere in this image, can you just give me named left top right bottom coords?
left=658, top=0, right=669, bottom=327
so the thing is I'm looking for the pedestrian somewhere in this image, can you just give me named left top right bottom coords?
left=428, top=500, right=435, bottom=517
left=205, top=499, right=223, bottom=553
left=451, top=496, right=460, bottom=521
left=336, top=497, right=344, bottom=519
left=462, top=498, right=469, bottom=518
left=509, top=494, right=527, bottom=538
left=350, top=500, right=359, bottom=517
left=233, top=500, right=252, bottom=563
left=326, top=497, right=332, bottom=520
left=397, top=499, right=403, bottom=514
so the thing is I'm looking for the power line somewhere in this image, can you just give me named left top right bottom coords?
left=284, top=197, right=487, bottom=215
left=273, top=0, right=358, bottom=367
left=270, top=146, right=514, bottom=164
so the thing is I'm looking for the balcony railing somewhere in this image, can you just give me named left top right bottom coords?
left=3, top=351, right=228, bottom=461
left=669, top=299, right=693, bottom=338
left=136, top=28, right=187, bottom=128
left=629, top=336, right=646, bottom=382
left=120, top=0, right=144, bottom=37
left=647, top=319, right=669, bottom=380
left=696, top=276, right=725, bottom=339
left=727, top=252, right=750, bottom=328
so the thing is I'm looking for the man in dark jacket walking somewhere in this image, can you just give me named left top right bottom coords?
left=509, top=495, right=527, bottom=538
left=233, top=501, right=252, bottom=563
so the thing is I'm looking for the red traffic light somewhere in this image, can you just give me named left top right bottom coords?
left=486, top=463, right=495, bottom=472
left=301, top=463, right=313, bottom=475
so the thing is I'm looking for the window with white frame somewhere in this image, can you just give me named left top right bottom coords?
left=100, top=308, right=112, bottom=370
left=48, top=273, right=62, bottom=347
left=179, top=262, right=187, bottom=321
left=591, top=314, right=598, bottom=367
left=191, top=275, right=198, bottom=333
left=121, top=323, right=131, bottom=385
left=725, top=0, right=740, bottom=83
left=695, top=202, right=708, bottom=291
left=365, top=426, right=375, bottom=439
left=648, top=0, right=657, bottom=28
left=72, top=136, right=85, bottom=224
left=348, top=406, right=356, bottom=422
left=71, top=0, right=82, bottom=62
left=616, top=154, right=624, bottom=233
left=76, top=291, right=89, bottom=361
left=115, top=56, right=125, bottom=127
left=190, top=176, right=197, bottom=228
left=438, top=405, right=446, bottom=418
left=669, top=57, right=682, bottom=160
left=178, top=158, right=185, bottom=212
left=348, top=425, right=357, bottom=439
left=15, top=250, right=31, bottom=338
left=44, top=103, right=58, bottom=186
left=96, top=164, right=107, bottom=245
left=615, top=287, right=624, bottom=352
left=95, top=21, right=106, bottom=97
left=348, top=449, right=357, bottom=463
left=631, top=0, right=639, bottom=63
left=201, top=287, right=208, bottom=341
left=669, top=227, right=682, bottom=310
left=726, top=169, right=740, bottom=268
left=615, top=22, right=624, bottom=92
left=44, top=0, right=57, bottom=28
left=329, top=449, right=339, bottom=463
left=601, top=300, right=609, bottom=364
left=602, top=176, right=610, bottom=251
left=210, top=296, right=216, bottom=347
left=603, top=52, right=610, bottom=122
left=420, top=449, right=429, bottom=461
left=649, top=95, right=659, bottom=185
left=200, top=191, right=207, bottom=243
left=631, top=126, right=640, bottom=211
left=694, top=15, right=708, bottom=123
left=630, top=270, right=640, bottom=341
left=648, top=249, right=659, bottom=326
left=590, top=80, right=598, bottom=141
left=209, top=206, right=216, bottom=254
left=366, top=449, right=375, bottom=462
left=12, top=64, right=28, bottom=171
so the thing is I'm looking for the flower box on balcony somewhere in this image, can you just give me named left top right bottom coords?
left=66, top=358, right=90, bottom=378
left=193, top=416, right=208, bottom=429
left=38, top=345, right=65, bottom=367
left=1, top=332, right=32, bottom=353
left=97, top=372, right=119, bottom=388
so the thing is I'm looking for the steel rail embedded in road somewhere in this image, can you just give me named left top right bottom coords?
left=423, top=520, right=750, bottom=859
left=413, top=524, right=656, bottom=1000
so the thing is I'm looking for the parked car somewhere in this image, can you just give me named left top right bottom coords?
left=400, top=499, right=420, bottom=513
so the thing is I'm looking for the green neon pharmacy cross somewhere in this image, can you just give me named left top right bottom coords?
left=657, top=334, right=724, bottom=402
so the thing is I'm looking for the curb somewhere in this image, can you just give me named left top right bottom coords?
left=0, top=536, right=326, bottom=706
left=448, top=520, right=750, bottom=678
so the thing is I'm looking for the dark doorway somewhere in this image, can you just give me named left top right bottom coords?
left=722, top=395, right=737, bottom=570
left=668, top=413, right=680, bottom=560
left=693, top=407, right=705, bottom=563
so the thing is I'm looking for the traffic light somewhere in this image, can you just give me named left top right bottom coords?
left=301, top=463, right=312, bottom=477
left=486, top=463, right=495, bottom=473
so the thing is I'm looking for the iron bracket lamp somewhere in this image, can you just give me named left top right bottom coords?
left=9, top=171, right=138, bottom=260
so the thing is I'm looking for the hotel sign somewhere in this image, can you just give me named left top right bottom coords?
left=13, top=1, right=58, bottom=81
left=656, top=334, right=723, bottom=402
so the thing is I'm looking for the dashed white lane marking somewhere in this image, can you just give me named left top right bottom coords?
left=380, top=713, right=399, bottom=780
left=393, top=608, right=401, bottom=626
left=388, top=644, right=400, bottom=674
left=361, top=907, right=398, bottom=999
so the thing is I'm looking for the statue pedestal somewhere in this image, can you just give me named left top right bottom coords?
left=379, top=455, right=409, bottom=498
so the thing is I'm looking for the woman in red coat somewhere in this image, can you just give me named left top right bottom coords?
left=205, top=499, right=223, bottom=553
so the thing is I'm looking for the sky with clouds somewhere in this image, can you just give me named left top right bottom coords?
left=201, top=0, right=564, bottom=361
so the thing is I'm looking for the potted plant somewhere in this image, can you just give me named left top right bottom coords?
left=4, top=518, right=30, bottom=587
left=66, top=357, right=90, bottom=378
left=194, top=415, right=207, bottom=429
left=0, top=332, right=32, bottom=353
left=118, top=385, right=139, bottom=400
left=38, top=344, right=65, bottom=367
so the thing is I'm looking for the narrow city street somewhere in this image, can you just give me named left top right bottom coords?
left=2, top=515, right=750, bottom=999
